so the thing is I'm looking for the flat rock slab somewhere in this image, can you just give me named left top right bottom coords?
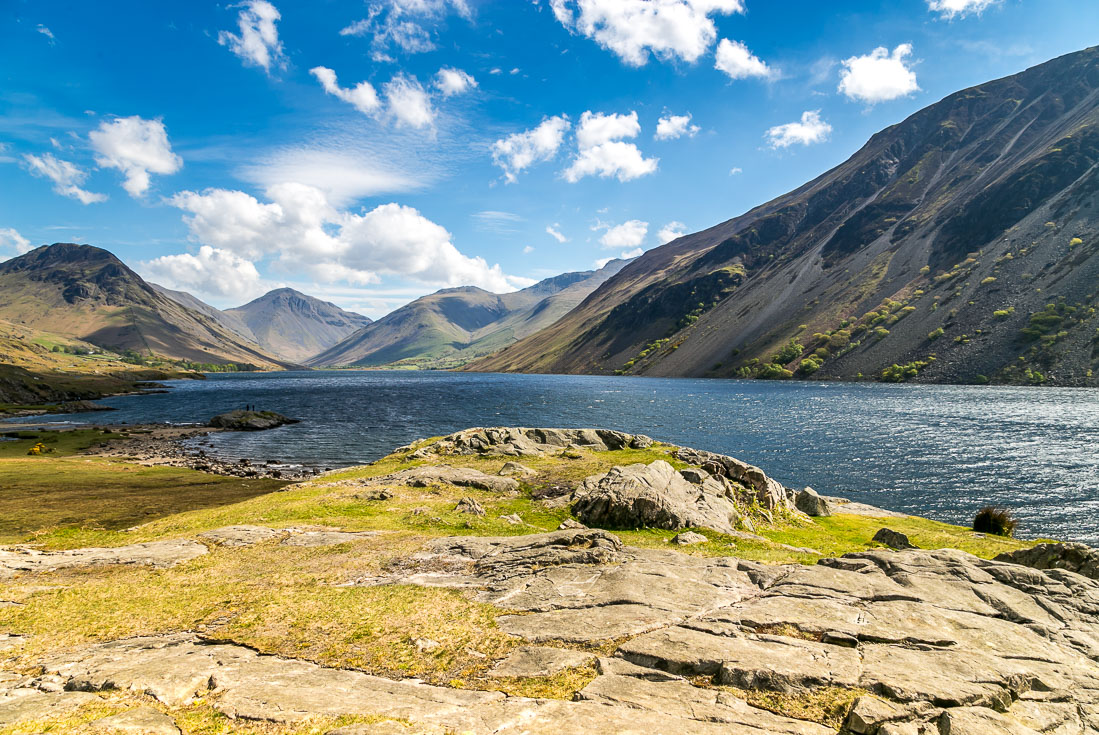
left=490, top=646, right=594, bottom=677
left=0, top=688, right=99, bottom=726
left=91, top=706, right=181, bottom=734
left=373, top=466, right=520, bottom=494
left=198, top=525, right=283, bottom=547
left=0, top=539, right=207, bottom=579
left=281, top=530, right=380, bottom=547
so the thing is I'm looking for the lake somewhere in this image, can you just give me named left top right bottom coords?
left=11, top=370, right=1099, bottom=543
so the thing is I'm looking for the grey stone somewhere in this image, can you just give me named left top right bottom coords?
left=671, top=531, right=708, bottom=545
left=91, top=706, right=181, bottom=734
left=794, top=487, right=832, bottom=517
left=0, top=539, right=207, bottom=579
left=571, top=460, right=742, bottom=534
left=208, top=410, right=299, bottom=431
left=938, top=707, right=1043, bottom=734
left=845, top=696, right=910, bottom=734
left=874, top=527, right=916, bottom=550
left=557, top=518, right=586, bottom=530
left=679, top=468, right=710, bottom=484
left=498, top=462, right=536, bottom=478
left=356, top=489, right=395, bottom=501
left=198, top=525, right=281, bottom=548
left=455, top=497, right=486, bottom=516
left=490, top=647, right=594, bottom=677
left=0, top=689, right=99, bottom=726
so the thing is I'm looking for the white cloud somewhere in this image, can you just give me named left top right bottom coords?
left=239, top=147, right=425, bottom=207
left=657, top=221, right=687, bottom=243
left=619, top=247, right=644, bottom=258
left=170, top=184, right=520, bottom=292
left=383, top=75, right=435, bottom=128
left=838, top=44, right=919, bottom=104
left=523, top=245, right=535, bottom=254
left=89, top=116, right=182, bottom=197
left=714, top=39, right=772, bottom=80
left=218, top=0, right=286, bottom=73
left=594, top=256, right=616, bottom=268
left=310, top=67, right=382, bottom=115
left=546, top=224, right=568, bottom=243
left=766, top=110, right=832, bottom=148
left=22, top=153, right=107, bottom=204
left=491, top=116, right=571, bottom=183
left=564, top=111, right=658, bottom=183
left=550, top=0, right=745, bottom=67
left=599, top=219, right=648, bottom=249
left=654, top=113, right=700, bottom=141
left=36, top=25, right=55, bottom=43
left=435, top=67, right=477, bottom=96
left=143, top=245, right=265, bottom=300
left=729, top=166, right=742, bottom=175
left=0, top=227, right=32, bottom=257
left=927, top=0, right=998, bottom=18
left=340, top=0, right=472, bottom=58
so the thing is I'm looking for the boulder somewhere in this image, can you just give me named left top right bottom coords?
left=208, top=410, right=299, bottom=431
left=671, top=531, right=708, bottom=546
left=873, top=528, right=915, bottom=550
left=995, top=543, right=1099, bottom=580
left=571, top=461, right=742, bottom=534
left=557, top=518, right=586, bottom=530
left=455, top=497, right=486, bottom=516
left=498, top=462, right=536, bottom=478
left=674, top=447, right=789, bottom=510
left=794, top=488, right=832, bottom=517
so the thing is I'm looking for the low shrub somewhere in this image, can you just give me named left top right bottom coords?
left=973, top=506, right=1018, bottom=537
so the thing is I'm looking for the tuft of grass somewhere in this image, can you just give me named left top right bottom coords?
left=476, top=662, right=600, bottom=700
left=973, top=505, right=1018, bottom=537
left=708, top=683, right=872, bottom=730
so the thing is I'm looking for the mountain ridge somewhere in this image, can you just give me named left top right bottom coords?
left=470, top=46, right=1099, bottom=387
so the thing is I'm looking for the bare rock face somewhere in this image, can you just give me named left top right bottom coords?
left=571, top=460, right=743, bottom=534
left=674, top=446, right=790, bottom=510
left=208, top=410, right=299, bottom=431
left=90, top=706, right=181, bottom=734
left=198, top=525, right=282, bottom=548
left=996, top=542, right=1099, bottom=580
left=0, top=539, right=207, bottom=579
left=409, top=427, right=653, bottom=459
left=490, top=647, right=594, bottom=678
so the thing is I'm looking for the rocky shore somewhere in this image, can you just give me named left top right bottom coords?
left=0, top=426, right=1093, bottom=734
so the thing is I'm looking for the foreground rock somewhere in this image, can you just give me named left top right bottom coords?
left=794, top=487, right=832, bottom=517
left=367, top=529, right=1099, bottom=733
left=571, top=461, right=745, bottom=534
left=674, top=446, right=791, bottom=510
left=0, top=539, right=206, bottom=579
left=408, top=427, right=653, bottom=459
left=208, top=409, right=299, bottom=431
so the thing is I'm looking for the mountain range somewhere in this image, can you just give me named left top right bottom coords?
left=471, top=45, right=1099, bottom=387
left=308, top=260, right=627, bottom=368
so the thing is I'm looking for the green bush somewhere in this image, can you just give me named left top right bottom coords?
left=796, top=357, right=823, bottom=376
left=755, top=363, right=794, bottom=380
left=772, top=339, right=805, bottom=365
left=928, top=327, right=944, bottom=341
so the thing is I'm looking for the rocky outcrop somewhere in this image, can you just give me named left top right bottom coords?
left=409, top=427, right=653, bottom=459
left=571, top=460, right=745, bottom=534
left=208, top=410, right=299, bottom=431
left=364, top=530, right=1099, bottom=733
left=372, top=466, right=520, bottom=494
left=873, top=527, right=915, bottom=550
left=674, top=446, right=790, bottom=510
left=996, top=542, right=1099, bottom=580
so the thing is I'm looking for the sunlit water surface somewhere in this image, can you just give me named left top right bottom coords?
left=12, top=371, right=1099, bottom=543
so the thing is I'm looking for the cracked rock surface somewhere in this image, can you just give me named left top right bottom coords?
left=408, top=427, right=653, bottom=459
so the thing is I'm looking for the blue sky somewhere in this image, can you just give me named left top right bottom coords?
left=1, top=0, right=1096, bottom=318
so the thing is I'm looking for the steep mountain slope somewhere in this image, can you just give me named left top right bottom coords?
left=472, top=46, right=1099, bottom=386
left=0, top=244, right=289, bottom=368
left=309, top=260, right=627, bottom=368
left=151, top=284, right=254, bottom=342
left=225, top=288, right=372, bottom=363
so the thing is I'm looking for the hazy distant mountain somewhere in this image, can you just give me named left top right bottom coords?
left=308, top=260, right=628, bottom=368
left=225, top=288, right=372, bottom=363
left=472, top=46, right=1099, bottom=387
left=0, top=244, right=288, bottom=368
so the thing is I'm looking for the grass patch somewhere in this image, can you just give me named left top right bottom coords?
left=477, top=662, right=600, bottom=700
left=708, top=682, right=872, bottom=730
